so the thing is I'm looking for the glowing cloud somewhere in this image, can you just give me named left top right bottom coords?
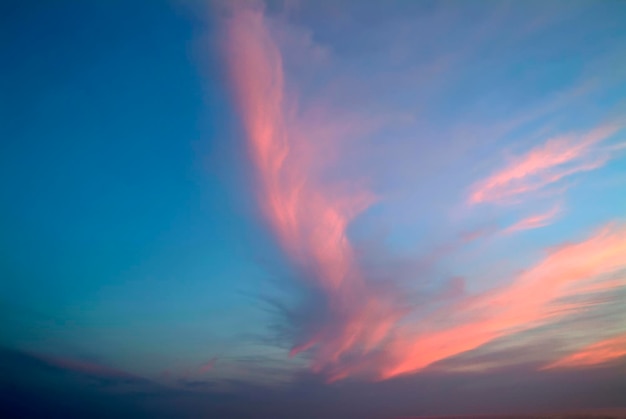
left=504, top=205, right=562, bottom=233
left=376, top=224, right=626, bottom=379
left=222, top=1, right=401, bottom=380
left=221, top=1, right=626, bottom=383
left=470, top=124, right=622, bottom=205
left=543, top=334, right=626, bottom=370
left=222, top=1, right=369, bottom=291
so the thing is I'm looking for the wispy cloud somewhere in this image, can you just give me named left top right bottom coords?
left=294, top=223, right=625, bottom=380
left=199, top=357, right=218, bottom=374
left=375, top=223, right=626, bottom=379
left=220, top=1, right=626, bottom=383
left=504, top=204, right=562, bottom=233
left=24, top=351, right=146, bottom=387
left=469, top=124, right=623, bottom=205
left=222, top=1, right=403, bottom=382
left=543, top=333, right=626, bottom=370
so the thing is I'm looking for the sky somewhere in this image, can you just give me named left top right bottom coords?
left=1, top=0, right=625, bottom=418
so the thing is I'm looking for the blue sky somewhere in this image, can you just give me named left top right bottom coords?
left=1, top=0, right=276, bottom=377
left=1, top=1, right=626, bottom=417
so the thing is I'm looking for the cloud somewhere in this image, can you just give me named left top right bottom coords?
left=309, top=222, right=626, bottom=381
left=199, top=357, right=218, bottom=374
left=222, top=0, right=407, bottom=382
left=0, top=348, right=155, bottom=392
left=4, top=345, right=626, bottom=418
left=31, top=352, right=143, bottom=386
left=543, top=333, right=626, bottom=370
left=504, top=204, right=562, bottom=233
left=469, top=124, right=623, bottom=205
left=375, top=223, right=626, bottom=379
left=221, top=1, right=626, bottom=383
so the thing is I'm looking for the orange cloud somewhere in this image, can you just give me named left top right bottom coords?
left=469, top=124, right=622, bottom=205
left=504, top=204, right=562, bottom=233
left=543, top=334, right=626, bottom=370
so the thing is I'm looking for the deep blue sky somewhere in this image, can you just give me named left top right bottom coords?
left=1, top=0, right=278, bottom=377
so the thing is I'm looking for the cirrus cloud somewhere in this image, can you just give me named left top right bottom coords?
left=469, top=124, right=623, bottom=205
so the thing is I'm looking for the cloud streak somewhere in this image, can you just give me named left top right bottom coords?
left=376, top=224, right=626, bottom=379
left=222, top=1, right=403, bottom=381
left=199, top=357, right=218, bottom=374
left=543, top=333, right=626, bottom=370
left=221, top=1, right=626, bottom=383
left=504, top=205, right=562, bottom=233
left=470, top=124, right=622, bottom=205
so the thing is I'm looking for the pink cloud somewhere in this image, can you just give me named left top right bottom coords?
left=222, top=1, right=403, bottom=381
left=469, top=124, right=622, bottom=205
left=199, top=357, right=218, bottom=374
left=504, top=204, right=562, bottom=233
left=542, top=334, right=626, bottom=370
left=374, top=223, right=626, bottom=379
left=303, top=223, right=626, bottom=381
left=221, top=2, right=626, bottom=383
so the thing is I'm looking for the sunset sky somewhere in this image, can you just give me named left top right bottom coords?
left=1, top=1, right=625, bottom=417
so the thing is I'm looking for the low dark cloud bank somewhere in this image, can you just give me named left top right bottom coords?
left=1, top=347, right=624, bottom=418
